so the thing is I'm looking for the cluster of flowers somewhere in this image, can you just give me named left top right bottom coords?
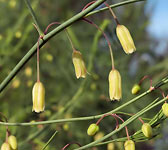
left=31, top=3, right=136, bottom=113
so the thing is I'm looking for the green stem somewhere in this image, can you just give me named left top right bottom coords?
left=83, top=18, right=115, bottom=69
left=24, top=0, right=43, bottom=34
left=116, top=112, right=151, bottom=121
left=0, top=0, right=145, bottom=93
left=86, top=0, right=146, bottom=17
left=75, top=97, right=167, bottom=150
left=104, top=2, right=120, bottom=25
left=41, top=131, right=58, bottom=150
left=96, top=134, right=150, bottom=146
left=0, top=96, right=160, bottom=126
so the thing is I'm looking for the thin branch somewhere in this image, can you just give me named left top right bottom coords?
left=24, top=0, right=43, bottom=34
left=86, top=0, right=146, bottom=17
left=0, top=95, right=161, bottom=126
left=41, top=131, right=58, bottom=150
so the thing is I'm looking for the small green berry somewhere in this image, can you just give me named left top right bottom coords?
left=131, top=84, right=141, bottom=95
left=87, top=124, right=99, bottom=136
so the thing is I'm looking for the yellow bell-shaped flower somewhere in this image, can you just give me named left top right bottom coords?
left=116, top=25, right=136, bottom=54
left=109, top=69, right=122, bottom=101
left=32, top=81, right=45, bottom=113
left=87, top=123, right=99, bottom=136
left=72, top=50, right=87, bottom=79
left=162, top=103, right=168, bottom=117
left=1, top=142, right=11, bottom=150
left=124, top=140, right=135, bottom=150
left=8, top=135, right=17, bottom=150
left=141, top=123, right=153, bottom=138
left=131, top=84, right=141, bottom=95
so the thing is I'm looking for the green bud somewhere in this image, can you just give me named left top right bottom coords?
left=124, top=140, right=135, bottom=150
left=141, top=123, right=153, bottom=138
left=8, top=135, right=17, bottom=149
left=87, top=123, right=99, bottom=136
left=131, top=84, right=141, bottom=95
left=1, top=143, right=11, bottom=150
left=162, top=103, right=168, bottom=117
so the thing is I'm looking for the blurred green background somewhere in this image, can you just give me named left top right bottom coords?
left=0, top=0, right=168, bottom=149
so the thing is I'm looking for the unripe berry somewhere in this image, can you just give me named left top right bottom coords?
left=107, top=143, right=115, bottom=150
left=124, top=140, right=135, bottom=150
left=8, top=135, right=17, bottom=149
left=131, top=84, right=141, bottom=95
left=1, top=143, right=11, bottom=150
left=141, top=123, right=153, bottom=138
left=162, top=103, right=168, bottom=117
left=87, top=124, right=99, bottom=136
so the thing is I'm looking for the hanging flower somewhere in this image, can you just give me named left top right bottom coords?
left=32, top=81, right=45, bottom=113
left=109, top=69, right=122, bottom=100
left=116, top=25, right=136, bottom=54
left=72, top=50, right=87, bottom=79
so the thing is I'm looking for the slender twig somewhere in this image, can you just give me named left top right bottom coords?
left=41, top=131, right=58, bottom=150
left=37, top=36, right=40, bottom=82
left=0, top=113, right=10, bottom=142
left=114, top=114, right=130, bottom=140
left=44, top=22, right=76, bottom=51
left=96, top=114, right=119, bottom=129
left=82, top=1, right=96, bottom=11
left=104, top=2, right=120, bottom=25
left=62, top=142, right=81, bottom=150
left=116, top=112, right=151, bottom=121
left=24, top=0, right=43, bottom=34
left=0, top=97, right=160, bottom=126
left=83, top=18, right=115, bottom=69
left=86, top=0, right=146, bottom=17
